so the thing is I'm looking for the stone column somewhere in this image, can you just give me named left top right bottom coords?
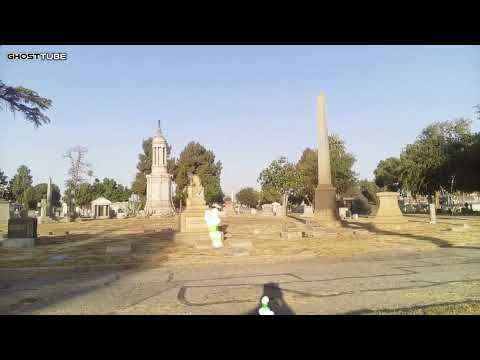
left=46, top=177, right=52, bottom=217
left=429, top=203, right=436, bottom=224
left=314, top=94, right=341, bottom=226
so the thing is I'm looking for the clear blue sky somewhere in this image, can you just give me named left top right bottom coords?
left=1, top=45, right=479, bottom=196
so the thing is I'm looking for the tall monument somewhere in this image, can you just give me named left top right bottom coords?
left=46, top=177, right=52, bottom=217
left=314, top=94, right=341, bottom=225
left=144, top=121, right=175, bottom=216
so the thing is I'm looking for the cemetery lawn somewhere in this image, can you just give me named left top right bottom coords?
left=368, top=301, right=480, bottom=315
left=0, top=214, right=479, bottom=269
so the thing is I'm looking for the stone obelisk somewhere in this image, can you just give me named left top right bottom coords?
left=46, top=177, right=52, bottom=217
left=314, top=94, right=341, bottom=226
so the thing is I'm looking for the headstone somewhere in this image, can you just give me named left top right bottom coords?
left=38, top=198, right=55, bottom=224
left=251, top=208, right=257, bottom=215
left=338, top=207, right=348, bottom=220
left=272, top=202, right=282, bottom=216
left=0, top=199, right=10, bottom=225
left=106, top=243, right=132, bottom=256
left=429, top=203, right=436, bottom=224
left=2, top=217, right=37, bottom=248
left=261, top=204, right=274, bottom=216
left=303, top=205, right=314, bottom=217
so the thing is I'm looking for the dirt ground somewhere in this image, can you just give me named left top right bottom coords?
left=0, top=214, right=479, bottom=269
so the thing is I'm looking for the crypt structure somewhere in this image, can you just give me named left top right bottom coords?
left=144, top=121, right=175, bottom=216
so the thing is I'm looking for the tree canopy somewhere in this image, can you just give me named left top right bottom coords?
left=0, top=80, right=52, bottom=127
left=258, top=157, right=302, bottom=205
left=170, top=142, right=223, bottom=206
left=399, top=119, right=477, bottom=196
left=9, top=165, right=33, bottom=208
left=236, top=187, right=260, bottom=208
left=374, top=157, right=402, bottom=191
left=29, top=183, right=61, bottom=209
left=293, top=135, right=358, bottom=204
left=0, top=169, right=8, bottom=199
left=76, top=178, right=131, bottom=207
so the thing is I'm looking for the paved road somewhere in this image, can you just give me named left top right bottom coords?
left=1, top=247, right=480, bottom=314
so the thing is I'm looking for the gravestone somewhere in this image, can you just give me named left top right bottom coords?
left=0, top=199, right=10, bottom=225
left=261, top=204, right=274, bottom=216
left=303, top=205, right=314, bottom=217
left=272, top=202, right=282, bottom=216
left=338, top=207, right=349, bottom=220
left=429, top=203, right=436, bottom=224
left=2, top=217, right=37, bottom=248
left=106, top=243, right=132, bottom=256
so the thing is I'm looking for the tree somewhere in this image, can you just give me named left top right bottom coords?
left=294, top=135, right=358, bottom=205
left=399, top=119, right=476, bottom=197
left=0, top=169, right=8, bottom=199
left=76, top=183, right=94, bottom=208
left=236, top=187, right=260, bottom=208
left=29, top=183, right=61, bottom=210
left=76, top=178, right=131, bottom=208
left=374, top=157, right=402, bottom=191
left=258, top=157, right=302, bottom=205
left=329, top=134, right=358, bottom=195
left=9, top=165, right=33, bottom=208
left=64, top=146, right=92, bottom=216
left=171, top=142, right=223, bottom=206
left=295, top=148, right=317, bottom=205
left=0, top=80, right=52, bottom=127
left=357, top=179, right=380, bottom=205
left=99, top=178, right=131, bottom=202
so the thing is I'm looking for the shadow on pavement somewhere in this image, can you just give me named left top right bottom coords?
left=0, top=224, right=178, bottom=314
left=244, top=282, right=295, bottom=315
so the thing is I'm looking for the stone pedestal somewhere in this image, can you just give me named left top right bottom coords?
left=2, top=217, right=37, bottom=248
left=314, top=185, right=341, bottom=227
left=174, top=175, right=212, bottom=249
left=0, top=200, right=10, bottom=225
left=145, top=173, right=175, bottom=216
left=371, top=192, right=407, bottom=228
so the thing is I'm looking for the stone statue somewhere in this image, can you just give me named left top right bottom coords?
left=40, top=198, right=47, bottom=218
left=185, top=173, right=206, bottom=208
